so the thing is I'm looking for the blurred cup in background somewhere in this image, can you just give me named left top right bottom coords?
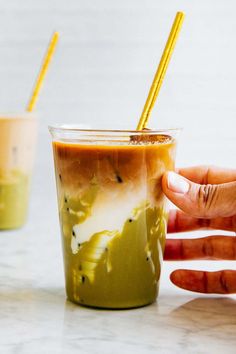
left=0, top=113, right=37, bottom=229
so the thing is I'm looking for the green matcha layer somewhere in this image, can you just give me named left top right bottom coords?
left=60, top=192, right=167, bottom=309
left=0, top=170, right=30, bottom=229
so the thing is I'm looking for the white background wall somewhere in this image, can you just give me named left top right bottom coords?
left=0, top=0, right=235, bottom=227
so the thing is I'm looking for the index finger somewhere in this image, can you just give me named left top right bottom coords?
left=177, top=166, right=236, bottom=184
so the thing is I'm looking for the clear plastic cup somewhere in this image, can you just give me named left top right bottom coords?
left=0, top=113, right=37, bottom=229
left=49, top=126, right=179, bottom=309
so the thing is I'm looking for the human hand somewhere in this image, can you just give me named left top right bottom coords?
left=162, top=166, right=236, bottom=294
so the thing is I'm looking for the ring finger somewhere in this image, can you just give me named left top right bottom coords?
left=164, top=236, right=236, bottom=261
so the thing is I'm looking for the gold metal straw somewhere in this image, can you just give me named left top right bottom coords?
left=27, top=32, right=59, bottom=112
left=136, top=12, right=185, bottom=130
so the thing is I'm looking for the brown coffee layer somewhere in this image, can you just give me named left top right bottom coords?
left=53, top=139, right=176, bottom=203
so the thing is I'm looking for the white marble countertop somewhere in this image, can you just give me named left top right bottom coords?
left=0, top=201, right=235, bottom=354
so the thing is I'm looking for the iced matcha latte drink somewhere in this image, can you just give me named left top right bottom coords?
left=50, top=127, right=178, bottom=308
left=0, top=114, right=37, bottom=229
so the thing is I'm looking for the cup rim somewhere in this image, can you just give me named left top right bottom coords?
left=49, top=124, right=182, bottom=135
left=0, top=112, right=36, bottom=120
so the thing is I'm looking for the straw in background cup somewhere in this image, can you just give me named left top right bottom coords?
left=27, top=32, right=59, bottom=112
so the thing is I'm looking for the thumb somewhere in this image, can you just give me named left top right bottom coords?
left=162, top=171, right=236, bottom=218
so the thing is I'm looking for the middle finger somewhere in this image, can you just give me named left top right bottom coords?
left=168, top=209, right=236, bottom=233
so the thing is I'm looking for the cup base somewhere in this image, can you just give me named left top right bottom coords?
left=67, top=296, right=157, bottom=310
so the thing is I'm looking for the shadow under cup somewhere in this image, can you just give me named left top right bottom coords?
left=0, top=114, right=37, bottom=230
left=49, top=127, right=179, bottom=309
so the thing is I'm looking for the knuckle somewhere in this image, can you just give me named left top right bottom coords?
left=220, top=271, right=229, bottom=294
left=197, top=218, right=210, bottom=229
left=232, top=215, right=236, bottom=232
left=202, top=238, right=214, bottom=259
left=197, top=184, right=218, bottom=217
left=233, top=237, right=236, bottom=260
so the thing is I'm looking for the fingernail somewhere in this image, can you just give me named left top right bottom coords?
left=167, top=172, right=189, bottom=194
